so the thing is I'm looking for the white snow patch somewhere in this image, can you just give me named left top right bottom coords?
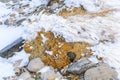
left=8, top=50, right=30, bottom=67
left=64, top=0, right=120, bottom=12
left=0, top=26, right=24, bottom=50
left=64, top=0, right=83, bottom=8
left=29, top=0, right=49, bottom=7
left=41, top=34, right=48, bottom=43
left=0, top=2, right=11, bottom=17
left=0, top=57, right=15, bottom=80
left=81, top=0, right=102, bottom=12
left=45, top=50, right=53, bottom=55
left=63, top=0, right=101, bottom=12
left=38, top=66, right=51, bottom=73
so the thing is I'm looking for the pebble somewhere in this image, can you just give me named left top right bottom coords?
left=41, top=67, right=63, bottom=80
left=27, top=58, right=44, bottom=72
left=84, top=63, right=118, bottom=80
left=14, top=67, right=21, bottom=76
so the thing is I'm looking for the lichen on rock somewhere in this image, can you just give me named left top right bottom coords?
left=24, top=31, right=92, bottom=69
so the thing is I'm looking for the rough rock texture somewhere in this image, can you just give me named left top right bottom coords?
left=84, top=63, right=118, bottom=80
left=66, top=58, right=97, bottom=75
left=27, top=58, right=44, bottom=72
left=24, top=31, right=91, bottom=69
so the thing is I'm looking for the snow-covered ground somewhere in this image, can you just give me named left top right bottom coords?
left=0, top=50, right=29, bottom=79
left=0, top=0, right=120, bottom=79
left=0, top=26, right=24, bottom=50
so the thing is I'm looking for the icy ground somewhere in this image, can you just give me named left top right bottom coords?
left=0, top=0, right=120, bottom=79
left=0, top=26, right=24, bottom=50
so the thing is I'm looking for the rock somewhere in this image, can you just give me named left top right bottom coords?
left=14, top=67, right=21, bottom=76
left=4, top=18, right=17, bottom=26
left=16, top=18, right=26, bottom=26
left=84, top=63, right=118, bottom=80
left=18, top=72, right=31, bottom=80
left=66, top=58, right=97, bottom=75
left=27, top=58, right=44, bottom=72
left=41, top=67, right=63, bottom=80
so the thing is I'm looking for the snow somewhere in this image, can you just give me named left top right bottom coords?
left=0, top=26, right=24, bottom=50
left=41, top=34, right=48, bottom=43
left=0, top=50, right=29, bottom=79
left=64, top=0, right=83, bottom=8
left=8, top=50, right=30, bottom=67
left=64, top=0, right=120, bottom=12
left=29, top=0, right=49, bottom=7
left=0, top=59, right=15, bottom=80
left=0, top=2, right=11, bottom=17
left=23, top=11, right=119, bottom=45
left=45, top=50, right=53, bottom=55
left=81, top=0, right=102, bottom=12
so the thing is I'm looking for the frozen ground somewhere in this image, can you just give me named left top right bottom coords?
left=0, top=26, right=24, bottom=50
left=0, top=0, right=120, bottom=79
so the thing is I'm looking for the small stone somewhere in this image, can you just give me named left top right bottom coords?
left=4, top=18, right=15, bottom=25
left=18, top=72, right=31, bottom=80
left=10, top=14, right=16, bottom=17
left=16, top=8, right=24, bottom=14
left=27, top=58, right=44, bottom=72
left=14, top=67, right=21, bottom=76
left=66, top=58, right=97, bottom=75
left=16, top=18, right=26, bottom=26
left=41, top=67, right=63, bottom=80
left=67, top=52, right=76, bottom=62
left=84, top=63, right=118, bottom=80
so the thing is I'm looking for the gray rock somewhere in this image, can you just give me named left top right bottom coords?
left=4, top=18, right=16, bottom=25
left=66, top=58, right=97, bottom=75
left=27, top=58, right=44, bottom=72
left=16, top=18, right=26, bottom=26
left=18, top=72, right=31, bottom=80
left=0, top=37, right=23, bottom=58
left=84, top=63, right=118, bottom=80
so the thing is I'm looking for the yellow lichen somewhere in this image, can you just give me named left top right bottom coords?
left=58, top=7, right=116, bottom=18
left=58, top=8, right=86, bottom=18
left=24, top=31, right=91, bottom=69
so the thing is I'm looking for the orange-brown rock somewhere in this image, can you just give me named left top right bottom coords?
left=24, top=31, right=91, bottom=69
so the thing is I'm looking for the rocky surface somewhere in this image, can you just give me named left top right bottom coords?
left=27, top=58, right=44, bottom=72
left=0, top=0, right=119, bottom=80
left=84, top=63, right=118, bottom=80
